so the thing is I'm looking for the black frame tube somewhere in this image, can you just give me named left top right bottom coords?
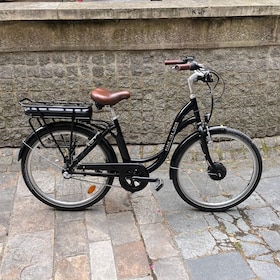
left=115, top=95, right=202, bottom=173
left=28, top=95, right=203, bottom=175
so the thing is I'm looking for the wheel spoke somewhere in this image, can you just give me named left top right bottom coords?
left=172, top=128, right=262, bottom=211
left=21, top=123, right=115, bottom=210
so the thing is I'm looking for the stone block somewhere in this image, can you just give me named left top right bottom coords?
left=55, top=255, right=90, bottom=280
left=259, top=230, right=280, bottom=251
left=140, top=223, right=178, bottom=260
left=85, top=205, right=111, bottom=242
left=248, top=260, right=280, bottom=280
left=89, top=240, right=118, bottom=280
left=153, top=257, right=190, bottom=280
left=131, top=193, right=163, bottom=225
left=107, top=211, right=141, bottom=246
left=175, top=230, right=216, bottom=259
left=186, top=252, right=255, bottom=280
left=0, top=231, right=54, bottom=280
left=245, top=207, right=280, bottom=228
left=55, top=220, right=87, bottom=260
left=114, top=241, right=151, bottom=279
left=8, top=195, right=54, bottom=236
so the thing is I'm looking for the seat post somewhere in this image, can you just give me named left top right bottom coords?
left=109, top=106, right=118, bottom=121
left=109, top=106, right=131, bottom=162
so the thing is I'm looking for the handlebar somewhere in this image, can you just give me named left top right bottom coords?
left=165, top=56, right=224, bottom=121
left=164, top=60, right=183, bottom=65
left=164, top=58, right=203, bottom=71
left=165, top=56, right=218, bottom=93
left=175, top=63, right=198, bottom=71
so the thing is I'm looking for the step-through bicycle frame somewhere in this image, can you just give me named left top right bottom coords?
left=66, top=93, right=205, bottom=175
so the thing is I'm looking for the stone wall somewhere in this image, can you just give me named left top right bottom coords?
left=0, top=1, right=279, bottom=146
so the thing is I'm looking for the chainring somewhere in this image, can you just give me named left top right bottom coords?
left=119, top=165, right=149, bottom=193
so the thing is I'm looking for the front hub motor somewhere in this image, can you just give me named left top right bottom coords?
left=207, top=162, right=227, bottom=181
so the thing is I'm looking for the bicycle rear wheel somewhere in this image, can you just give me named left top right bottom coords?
left=21, top=122, right=116, bottom=210
left=171, top=127, right=262, bottom=211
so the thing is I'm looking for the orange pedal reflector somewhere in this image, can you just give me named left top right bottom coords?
left=88, top=185, right=96, bottom=194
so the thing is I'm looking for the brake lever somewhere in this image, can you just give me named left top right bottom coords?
left=197, top=69, right=214, bottom=83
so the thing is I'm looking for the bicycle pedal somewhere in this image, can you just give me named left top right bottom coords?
left=132, top=176, right=164, bottom=191
left=146, top=177, right=164, bottom=191
left=155, top=178, right=164, bottom=191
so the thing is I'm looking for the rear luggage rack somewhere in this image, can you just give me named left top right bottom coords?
left=19, top=98, right=92, bottom=121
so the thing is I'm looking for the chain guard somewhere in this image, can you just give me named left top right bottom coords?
left=76, top=162, right=149, bottom=193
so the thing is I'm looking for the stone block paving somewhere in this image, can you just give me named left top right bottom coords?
left=0, top=138, right=280, bottom=280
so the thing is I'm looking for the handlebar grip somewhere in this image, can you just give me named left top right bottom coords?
left=175, top=63, right=192, bottom=71
left=164, top=60, right=183, bottom=65
left=175, top=62, right=201, bottom=71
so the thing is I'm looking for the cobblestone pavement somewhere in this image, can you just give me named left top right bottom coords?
left=0, top=137, right=280, bottom=280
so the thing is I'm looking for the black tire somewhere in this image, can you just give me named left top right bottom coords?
left=171, top=127, right=262, bottom=211
left=21, top=122, right=116, bottom=210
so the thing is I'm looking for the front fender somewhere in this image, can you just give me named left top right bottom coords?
left=169, top=130, right=199, bottom=180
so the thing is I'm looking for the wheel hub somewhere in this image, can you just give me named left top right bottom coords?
left=207, top=162, right=227, bottom=181
left=63, top=171, right=72, bottom=179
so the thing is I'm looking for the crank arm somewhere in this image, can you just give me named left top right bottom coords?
left=132, top=176, right=164, bottom=191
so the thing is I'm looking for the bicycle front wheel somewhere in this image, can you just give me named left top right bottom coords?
left=21, top=122, right=116, bottom=210
left=171, top=127, right=262, bottom=211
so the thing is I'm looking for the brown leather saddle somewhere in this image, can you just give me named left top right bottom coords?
left=91, top=88, right=130, bottom=106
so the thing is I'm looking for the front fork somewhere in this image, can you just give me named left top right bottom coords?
left=199, top=122, right=226, bottom=180
left=198, top=123, right=215, bottom=167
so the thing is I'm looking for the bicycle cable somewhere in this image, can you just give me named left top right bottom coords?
left=70, top=175, right=121, bottom=188
left=23, top=140, right=122, bottom=188
left=22, top=140, right=64, bottom=171
left=204, top=69, right=225, bottom=122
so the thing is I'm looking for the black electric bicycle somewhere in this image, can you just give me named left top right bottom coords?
left=18, top=56, right=262, bottom=211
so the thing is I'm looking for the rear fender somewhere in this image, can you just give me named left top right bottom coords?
left=18, top=122, right=117, bottom=163
left=18, top=126, right=45, bottom=161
